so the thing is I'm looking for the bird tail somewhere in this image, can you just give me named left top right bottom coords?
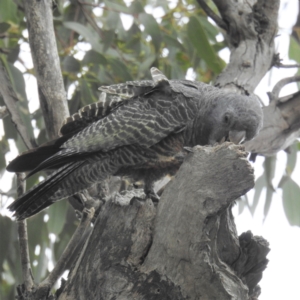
left=8, top=161, right=85, bottom=220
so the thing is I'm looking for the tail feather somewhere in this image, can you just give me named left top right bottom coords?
left=8, top=161, right=85, bottom=220
left=6, top=133, right=74, bottom=173
left=25, top=149, right=87, bottom=179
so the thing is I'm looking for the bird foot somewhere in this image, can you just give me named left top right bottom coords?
left=145, top=190, right=160, bottom=203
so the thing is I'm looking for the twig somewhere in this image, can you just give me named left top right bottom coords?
left=34, top=207, right=95, bottom=298
left=0, top=105, right=8, bottom=119
left=16, top=173, right=35, bottom=293
left=196, top=0, right=227, bottom=30
left=0, top=60, right=35, bottom=149
left=269, top=75, right=300, bottom=101
left=275, top=63, right=300, bottom=69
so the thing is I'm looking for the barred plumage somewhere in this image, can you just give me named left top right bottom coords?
left=7, top=68, right=263, bottom=220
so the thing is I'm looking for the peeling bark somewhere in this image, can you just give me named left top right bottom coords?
left=214, top=0, right=279, bottom=94
left=245, top=91, right=300, bottom=156
left=57, top=144, right=269, bottom=300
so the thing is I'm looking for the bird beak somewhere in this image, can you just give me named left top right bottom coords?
left=228, top=130, right=246, bottom=144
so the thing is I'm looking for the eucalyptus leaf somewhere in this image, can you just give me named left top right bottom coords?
left=47, top=200, right=68, bottom=236
left=282, top=177, right=300, bottom=226
left=250, top=174, right=266, bottom=215
left=187, top=16, right=224, bottom=73
left=286, top=142, right=298, bottom=175
left=139, top=13, right=162, bottom=52
left=0, top=216, right=13, bottom=272
left=0, top=0, right=18, bottom=23
left=0, top=22, right=10, bottom=33
left=62, top=56, right=81, bottom=73
left=64, top=22, right=103, bottom=53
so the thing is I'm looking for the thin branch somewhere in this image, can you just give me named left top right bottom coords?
left=16, top=173, right=34, bottom=292
left=196, top=0, right=227, bottom=30
left=0, top=60, right=35, bottom=149
left=269, top=75, right=300, bottom=101
left=0, top=105, right=8, bottom=119
left=273, top=54, right=300, bottom=68
left=34, top=207, right=95, bottom=298
left=275, top=63, right=300, bottom=69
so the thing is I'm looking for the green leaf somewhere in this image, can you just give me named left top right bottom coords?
left=250, top=174, right=266, bottom=215
left=263, top=156, right=276, bottom=188
left=62, top=56, right=81, bottom=73
left=0, top=138, right=9, bottom=178
left=27, top=213, right=48, bottom=262
left=54, top=206, right=77, bottom=261
left=82, top=50, right=107, bottom=66
left=7, top=45, right=20, bottom=64
left=47, top=200, right=68, bottom=235
left=286, top=142, right=298, bottom=175
left=289, top=36, right=300, bottom=64
left=187, top=16, right=225, bottom=73
left=264, top=185, right=274, bottom=219
left=278, top=175, right=289, bottom=189
left=282, top=177, right=300, bottom=226
left=34, top=241, right=48, bottom=282
left=0, top=22, right=10, bottom=33
left=102, top=29, right=116, bottom=52
left=0, top=216, right=13, bottom=272
left=3, top=61, right=35, bottom=144
left=0, top=0, right=18, bottom=24
left=128, top=1, right=144, bottom=14
left=104, top=0, right=131, bottom=14
left=138, top=54, right=156, bottom=74
left=109, top=58, right=133, bottom=81
left=198, top=16, right=219, bottom=43
left=163, top=34, right=184, bottom=51
left=80, top=79, right=97, bottom=106
left=139, top=13, right=162, bottom=52
left=2, top=110, right=18, bottom=139
left=105, top=11, right=120, bottom=31
left=238, top=195, right=248, bottom=215
left=63, top=22, right=103, bottom=53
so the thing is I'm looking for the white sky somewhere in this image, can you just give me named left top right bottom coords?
left=0, top=1, right=300, bottom=299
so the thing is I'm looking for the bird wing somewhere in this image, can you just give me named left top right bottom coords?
left=24, top=90, right=197, bottom=176
left=63, top=91, right=197, bottom=153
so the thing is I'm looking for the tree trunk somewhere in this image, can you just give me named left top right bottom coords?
left=57, top=144, right=269, bottom=299
left=17, top=0, right=295, bottom=299
left=23, top=0, right=69, bottom=140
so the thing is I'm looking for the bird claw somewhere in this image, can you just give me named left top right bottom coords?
left=145, top=190, right=160, bottom=203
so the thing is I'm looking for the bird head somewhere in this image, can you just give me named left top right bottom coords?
left=191, top=92, right=263, bottom=146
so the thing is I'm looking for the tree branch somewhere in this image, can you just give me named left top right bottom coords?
left=271, top=75, right=300, bottom=101
left=245, top=90, right=300, bottom=156
left=0, top=60, right=35, bottom=149
left=23, top=0, right=69, bottom=140
left=213, top=0, right=280, bottom=93
left=34, top=207, right=94, bottom=299
left=16, top=173, right=35, bottom=295
left=275, top=63, right=300, bottom=69
left=196, top=0, right=227, bottom=30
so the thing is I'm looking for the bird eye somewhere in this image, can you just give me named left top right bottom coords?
left=223, top=114, right=230, bottom=124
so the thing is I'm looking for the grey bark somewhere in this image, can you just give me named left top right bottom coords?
left=213, top=0, right=279, bottom=93
left=23, top=0, right=69, bottom=140
left=208, top=0, right=300, bottom=156
left=245, top=90, right=300, bottom=156
left=57, top=144, right=269, bottom=300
